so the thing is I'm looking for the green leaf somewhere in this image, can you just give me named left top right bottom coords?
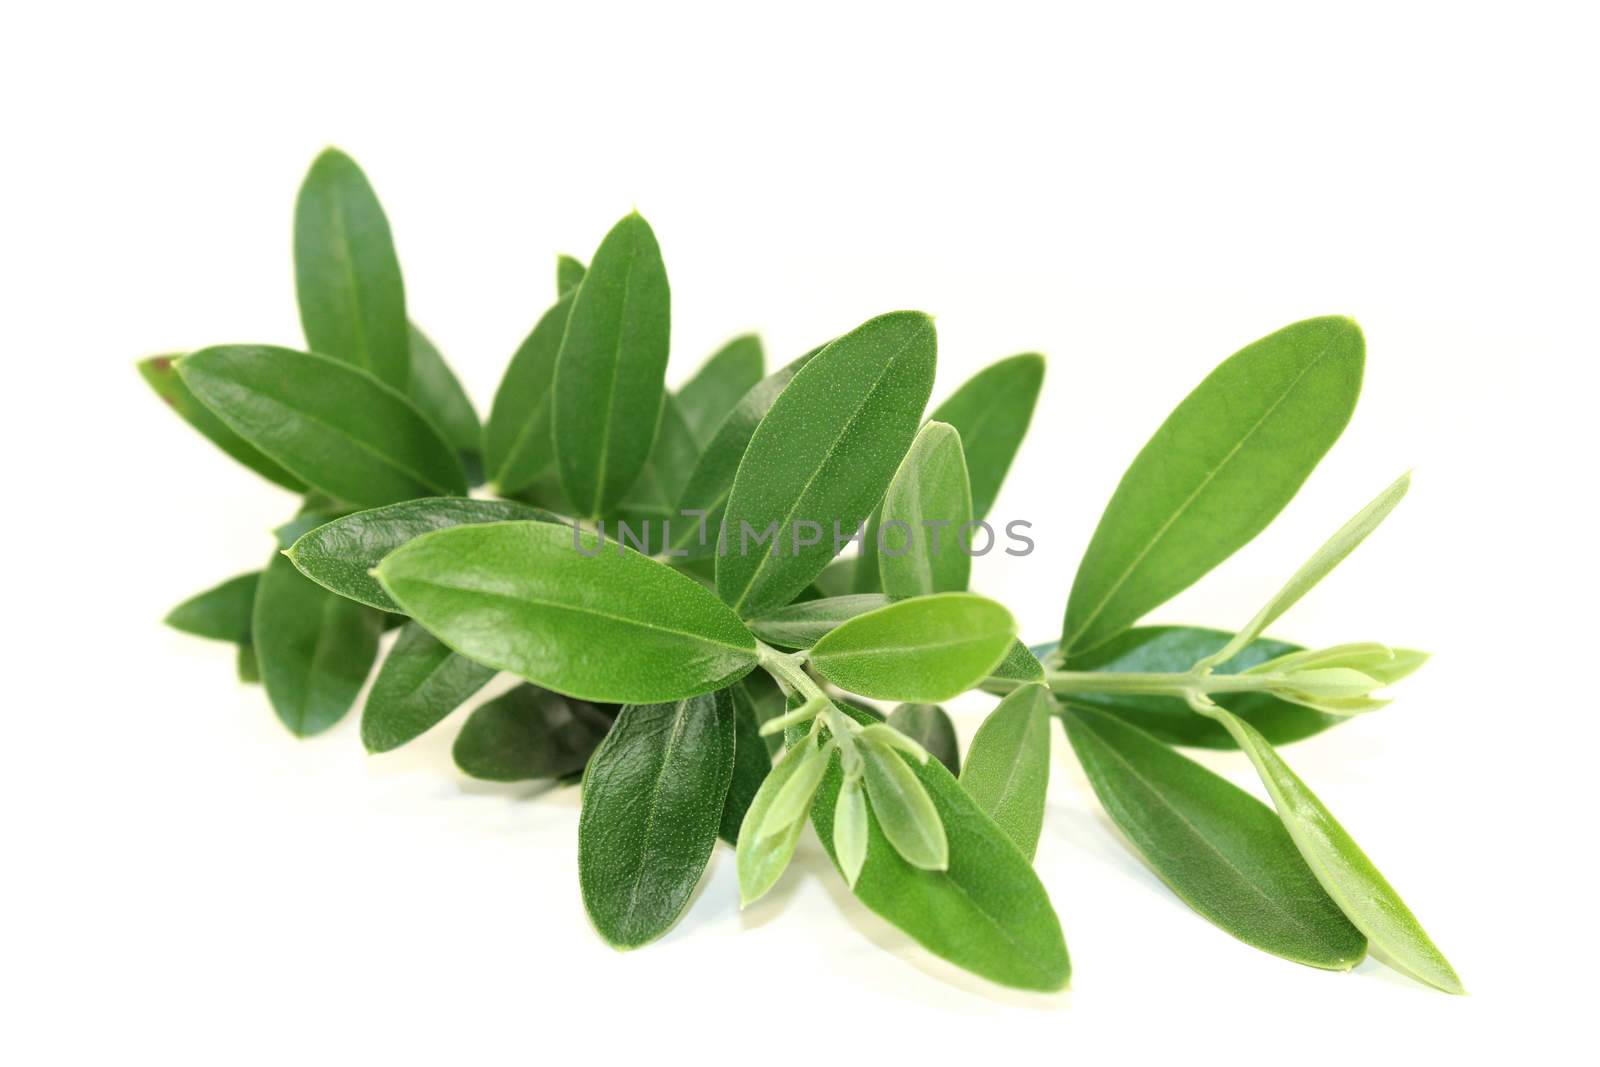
left=886, top=703, right=960, bottom=776
left=164, top=571, right=259, bottom=644
left=406, top=324, right=481, bottom=460
left=736, top=735, right=816, bottom=905
left=960, top=685, right=1051, bottom=860
left=452, top=685, right=615, bottom=781
left=615, top=393, right=700, bottom=538
left=720, top=684, right=773, bottom=845
left=137, top=355, right=307, bottom=492
left=1060, top=702, right=1367, bottom=969
left=859, top=740, right=948, bottom=869
left=739, top=671, right=789, bottom=758
left=760, top=741, right=835, bottom=836
left=809, top=593, right=1016, bottom=702
left=1061, top=316, right=1364, bottom=657
left=1053, top=628, right=1345, bottom=748
left=293, top=148, right=409, bottom=390
left=553, top=212, right=672, bottom=518
left=878, top=421, right=973, bottom=597
left=287, top=497, right=561, bottom=612
left=1199, top=704, right=1463, bottom=992
left=810, top=703, right=1071, bottom=991
left=746, top=594, right=892, bottom=650
left=928, top=353, right=1045, bottom=519
left=556, top=254, right=586, bottom=296
left=578, top=693, right=736, bottom=948
left=176, top=345, right=468, bottom=506
left=669, top=349, right=818, bottom=558
left=236, top=645, right=260, bottom=683
left=375, top=521, right=759, bottom=703
left=483, top=289, right=579, bottom=494
left=717, top=312, right=937, bottom=616
left=983, top=639, right=1046, bottom=687
left=361, top=621, right=496, bottom=753
left=253, top=552, right=383, bottom=737
left=833, top=776, right=870, bottom=888
left=676, top=334, right=765, bottom=445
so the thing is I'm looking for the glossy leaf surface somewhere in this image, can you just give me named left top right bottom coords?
left=578, top=694, right=735, bottom=948
left=717, top=312, right=936, bottom=616
left=164, top=571, right=259, bottom=644
left=878, top=421, right=973, bottom=597
left=886, top=703, right=960, bottom=776
left=406, top=324, right=481, bottom=460
left=677, top=334, right=765, bottom=445
left=1062, top=316, right=1364, bottom=657
left=747, top=594, right=892, bottom=650
left=960, top=685, right=1051, bottom=859
left=452, top=685, right=615, bottom=781
left=810, top=593, right=1015, bottom=702
left=720, top=684, right=772, bottom=845
left=138, top=355, right=306, bottom=491
left=177, top=345, right=467, bottom=506
left=361, top=621, right=496, bottom=753
left=483, top=290, right=578, bottom=494
left=288, top=497, right=560, bottom=612
left=928, top=353, right=1044, bottom=519
left=376, top=521, right=759, bottom=703
left=293, top=148, right=409, bottom=390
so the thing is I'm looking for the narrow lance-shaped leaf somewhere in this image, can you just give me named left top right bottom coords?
left=859, top=739, right=948, bottom=870
left=611, top=394, right=700, bottom=552
left=809, top=593, right=1016, bottom=703
left=137, top=355, right=307, bottom=492
left=578, top=693, right=736, bottom=948
left=375, top=521, right=759, bottom=704
left=747, top=594, right=892, bottom=650
left=406, top=324, right=481, bottom=461
left=1198, top=703, right=1463, bottom=993
left=253, top=552, right=383, bottom=737
left=553, top=212, right=671, bottom=519
left=960, top=684, right=1052, bottom=860
left=293, top=148, right=410, bottom=390
left=717, top=312, right=937, bottom=617
left=1062, top=316, right=1364, bottom=657
left=361, top=621, right=497, bottom=754
left=878, top=421, right=973, bottom=597
left=177, top=346, right=467, bottom=506
left=556, top=254, right=586, bottom=296
left=720, top=684, right=773, bottom=845
left=676, top=334, right=765, bottom=446
left=453, top=685, right=616, bottom=782
left=886, top=703, right=961, bottom=776
left=483, top=287, right=579, bottom=495
left=809, top=703, right=1071, bottom=992
left=737, top=735, right=817, bottom=905
left=164, top=571, right=259, bottom=645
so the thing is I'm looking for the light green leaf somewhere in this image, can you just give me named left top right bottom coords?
left=1200, top=703, right=1463, bottom=992
left=164, top=571, right=259, bottom=645
left=553, top=212, right=672, bottom=519
left=452, top=685, right=615, bottom=781
left=406, top=323, right=481, bottom=460
left=982, top=639, right=1046, bottom=688
left=138, top=355, right=307, bottom=492
left=1060, top=702, right=1367, bottom=969
left=361, top=621, right=496, bottom=753
left=809, top=593, right=1016, bottom=702
left=717, top=312, right=937, bottom=617
left=677, top=334, right=765, bottom=446
left=746, top=594, right=892, bottom=650
left=834, top=775, right=869, bottom=888
left=578, top=693, right=736, bottom=948
left=859, top=739, right=948, bottom=870
left=287, top=497, right=561, bottom=612
left=887, top=703, right=960, bottom=776
left=293, top=148, right=409, bottom=390
left=483, top=289, right=579, bottom=494
left=176, top=345, right=467, bottom=506
left=556, top=254, right=586, bottom=296
left=960, top=684, right=1051, bottom=859
left=759, top=739, right=833, bottom=838
left=736, top=736, right=815, bottom=905
left=253, top=552, right=383, bottom=737
left=1062, top=316, right=1364, bottom=657
left=878, top=421, right=973, bottom=597
left=375, top=521, right=759, bottom=704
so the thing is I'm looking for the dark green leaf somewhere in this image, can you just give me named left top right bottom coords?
left=137, top=355, right=306, bottom=492
left=578, top=693, right=736, bottom=948
left=287, top=497, right=561, bottom=612
left=1060, top=702, right=1367, bottom=970
left=747, top=594, right=892, bottom=650
left=406, top=324, right=481, bottom=461
left=483, top=289, right=578, bottom=494
left=676, top=334, right=765, bottom=445
left=556, top=254, right=586, bottom=296
left=739, top=671, right=789, bottom=758
left=929, top=353, right=1045, bottom=519
left=375, top=521, right=759, bottom=703
left=176, top=345, right=468, bottom=506
left=887, top=703, right=960, bottom=776
left=810, top=703, right=1071, bottom=991
left=1061, top=317, right=1364, bottom=657
left=452, top=684, right=615, bottom=781
left=721, top=684, right=772, bottom=844
left=361, top=621, right=497, bottom=753
left=878, top=421, right=973, bottom=596
left=810, top=593, right=1015, bottom=702
left=293, top=148, right=409, bottom=390
left=717, top=312, right=937, bottom=616
left=553, top=213, right=672, bottom=518
left=164, top=571, right=258, bottom=644
left=615, top=393, right=699, bottom=545
left=960, top=685, right=1051, bottom=859
left=236, top=645, right=260, bottom=683
left=253, top=552, right=382, bottom=737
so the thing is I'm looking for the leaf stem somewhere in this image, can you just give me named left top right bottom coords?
left=1035, top=669, right=1292, bottom=700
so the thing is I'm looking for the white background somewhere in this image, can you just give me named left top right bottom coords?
left=4, top=2, right=1596, bottom=1062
